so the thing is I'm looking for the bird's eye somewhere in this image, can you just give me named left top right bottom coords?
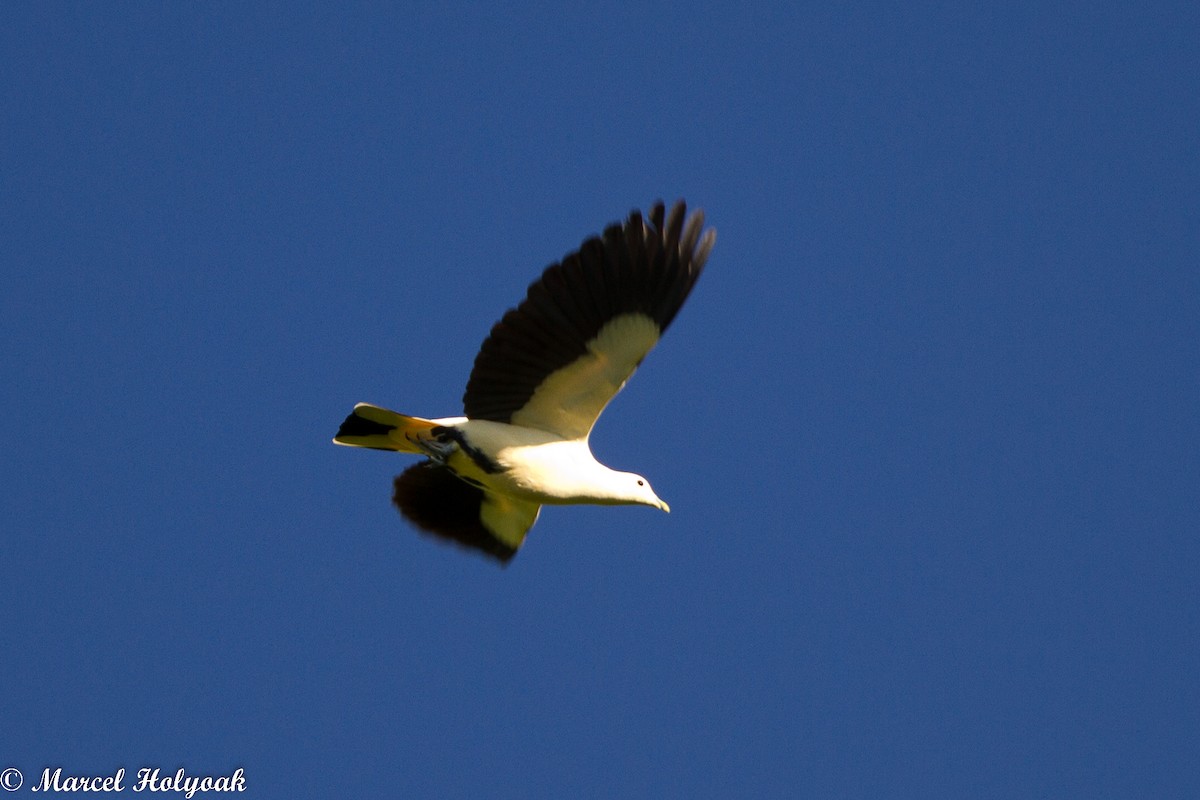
left=637, top=480, right=644, bottom=486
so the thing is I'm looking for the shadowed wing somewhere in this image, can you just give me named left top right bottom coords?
left=393, top=462, right=540, bottom=564
left=462, top=200, right=715, bottom=440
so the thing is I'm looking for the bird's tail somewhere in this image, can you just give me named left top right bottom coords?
left=333, top=403, right=440, bottom=453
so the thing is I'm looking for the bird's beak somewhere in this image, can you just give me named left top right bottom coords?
left=658, top=498, right=671, bottom=513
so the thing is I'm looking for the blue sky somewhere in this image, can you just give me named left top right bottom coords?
left=2, top=3, right=1197, bottom=797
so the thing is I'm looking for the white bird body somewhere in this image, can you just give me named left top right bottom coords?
left=334, top=200, right=713, bottom=562
left=446, top=419, right=668, bottom=509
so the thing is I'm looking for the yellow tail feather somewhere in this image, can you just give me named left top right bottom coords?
left=333, top=403, right=439, bottom=453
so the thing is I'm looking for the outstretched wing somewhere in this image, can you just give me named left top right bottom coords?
left=392, top=462, right=541, bottom=564
left=462, top=200, right=715, bottom=440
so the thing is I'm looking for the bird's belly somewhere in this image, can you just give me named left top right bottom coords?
left=495, top=443, right=610, bottom=504
left=445, top=420, right=607, bottom=503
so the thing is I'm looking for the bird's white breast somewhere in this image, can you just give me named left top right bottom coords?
left=454, top=420, right=621, bottom=504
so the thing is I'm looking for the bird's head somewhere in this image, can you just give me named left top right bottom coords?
left=624, top=473, right=670, bottom=513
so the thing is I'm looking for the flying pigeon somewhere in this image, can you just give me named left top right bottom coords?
left=333, top=200, right=715, bottom=563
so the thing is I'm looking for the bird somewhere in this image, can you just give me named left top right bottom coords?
left=333, top=200, right=715, bottom=563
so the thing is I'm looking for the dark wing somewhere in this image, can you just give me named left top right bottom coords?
left=462, top=200, right=715, bottom=440
left=392, top=462, right=540, bottom=564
